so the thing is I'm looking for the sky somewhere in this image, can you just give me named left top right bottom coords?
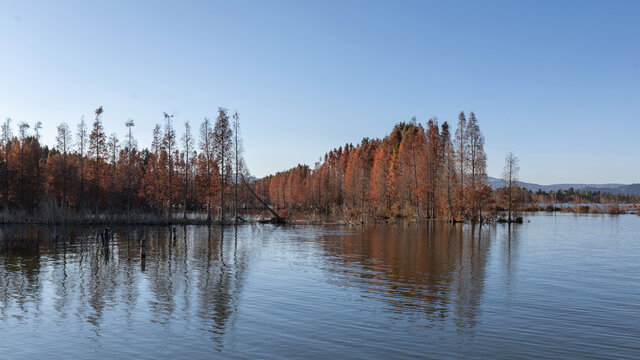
left=0, top=0, right=638, bottom=184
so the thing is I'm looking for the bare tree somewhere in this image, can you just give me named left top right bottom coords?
left=182, top=119, right=193, bottom=219
left=199, top=117, right=215, bottom=222
left=214, top=108, right=232, bottom=222
left=466, top=112, right=487, bottom=220
left=107, top=132, right=119, bottom=215
left=454, top=111, right=468, bottom=215
left=33, top=121, right=43, bottom=209
left=502, top=152, right=520, bottom=222
left=1, top=118, right=12, bottom=209
left=125, top=119, right=136, bottom=216
left=163, top=112, right=176, bottom=218
left=56, top=122, right=73, bottom=204
left=88, top=107, right=106, bottom=215
left=76, top=116, right=88, bottom=212
left=232, top=112, right=248, bottom=224
left=17, top=122, right=29, bottom=207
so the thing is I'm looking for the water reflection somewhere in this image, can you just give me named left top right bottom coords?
left=0, top=225, right=251, bottom=349
left=0, top=222, right=522, bottom=355
left=316, top=223, right=496, bottom=337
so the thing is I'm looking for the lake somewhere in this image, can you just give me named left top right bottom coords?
left=0, top=213, right=638, bottom=359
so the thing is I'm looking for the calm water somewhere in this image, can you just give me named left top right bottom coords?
left=0, top=214, right=638, bottom=359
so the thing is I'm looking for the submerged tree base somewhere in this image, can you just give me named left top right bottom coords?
left=0, top=210, right=287, bottom=226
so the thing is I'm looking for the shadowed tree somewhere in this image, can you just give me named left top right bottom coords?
left=33, top=121, right=43, bottom=210
left=17, top=121, right=29, bottom=208
left=88, top=106, right=107, bottom=215
left=1, top=118, right=12, bottom=209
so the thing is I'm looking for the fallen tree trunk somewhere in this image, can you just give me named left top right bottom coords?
left=241, top=174, right=286, bottom=224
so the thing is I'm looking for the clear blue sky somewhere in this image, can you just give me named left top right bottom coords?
left=0, top=0, right=638, bottom=184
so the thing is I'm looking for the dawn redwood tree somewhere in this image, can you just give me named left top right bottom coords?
left=197, top=117, right=218, bottom=222
left=76, top=116, right=88, bottom=212
left=213, top=108, right=232, bottom=222
left=163, top=113, right=177, bottom=218
left=369, top=139, right=392, bottom=214
left=33, top=121, right=43, bottom=210
left=1, top=118, right=12, bottom=209
left=181, top=119, right=193, bottom=219
left=124, top=119, right=137, bottom=216
left=232, top=112, right=241, bottom=223
left=17, top=122, right=29, bottom=207
left=466, top=112, right=487, bottom=220
left=88, top=106, right=107, bottom=214
left=56, top=122, right=73, bottom=205
left=424, top=118, right=442, bottom=218
left=107, top=132, right=119, bottom=214
left=395, top=122, right=427, bottom=216
left=142, top=124, right=164, bottom=213
left=503, top=152, right=520, bottom=222
left=454, top=111, right=468, bottom=217
left=439, top=121, right=456, bottom=220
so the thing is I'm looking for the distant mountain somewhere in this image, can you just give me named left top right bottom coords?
left=487, top=177, right=640, bottom=195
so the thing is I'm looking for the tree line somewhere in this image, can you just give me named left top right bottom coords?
left=1, top=108, right=540, bottom=223
left=0, top=107, right=250, bottom=223
left=529, top=188, right=640, bottom=205
left=253, top=112, right=503, bottom=221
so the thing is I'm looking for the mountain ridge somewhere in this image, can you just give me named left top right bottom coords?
left=487, top=176, right=640, bottom=195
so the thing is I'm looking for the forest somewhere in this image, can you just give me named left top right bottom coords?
left=1, top=109, right=634, bottom=224
left=253, top=112, right=503, bottom=222
left=0, top=106, right=252, bottom=224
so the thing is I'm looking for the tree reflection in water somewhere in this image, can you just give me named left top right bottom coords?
left=0, top=224, right=251, bottom=349
left=0, top=222, right=519, bottom=353
left=315, top=222, right=497, bottom=338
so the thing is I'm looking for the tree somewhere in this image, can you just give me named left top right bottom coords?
left=1, top=118, right=12, bottom=209
left=88, top=106, right=107, bottom=214
left=213, top=108, right=232, bottom=222
left=232, top=112, right=248, bottom=224
left=107, top=132, right=120, bottom=214
left=424, top=118, right=442, bottom=218
left=369, top=139, right=392, bottom=214
left=124, top=119, right=137, bottom=216
left=181, top=119, right=193, bottom=219
left=141, top=124, right=164, bottom=213
left=440, top=121, right=455, bottom=220
left=163, top=113, right=176, bottom=218
left=466, top=112, right=487, bottom=220
left=198, top=117, right=215, bottom=222
left=76, top=116, right=88, bottom=211
left=454, top=111, right=468, bottom=216
left=33, top=121, right=43, bottom=209
left=56, top=122, right=73, bottom=204
left=17, top=121, right=30, bottom=207
left=502, top=152, right=520, bottom=222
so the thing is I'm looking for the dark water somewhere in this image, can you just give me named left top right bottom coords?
left=0, top=214, right=638, bottom=359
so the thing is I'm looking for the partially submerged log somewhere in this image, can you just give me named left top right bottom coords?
left=241, top=174, right=286, bottom=224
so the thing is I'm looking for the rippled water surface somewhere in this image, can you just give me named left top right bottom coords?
left=1, top=213, right=639, bottom=359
